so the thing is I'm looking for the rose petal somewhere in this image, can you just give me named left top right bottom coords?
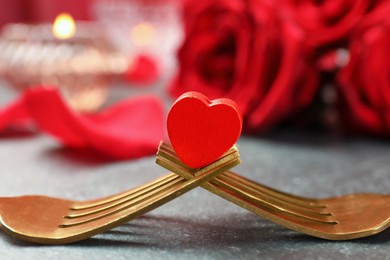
left=337, top=3, right=390, bottom=136
left=0, top=93, right=33, bottom=133
left=25, top=87, right=165, bottom=159
left=171, top=0, right=319, bottom=134
left=124, top=54, right=160, bottom=85
left=283, top=0, right=370, bottom=47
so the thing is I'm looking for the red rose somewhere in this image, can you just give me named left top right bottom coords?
left=337, top=3, right=390, bottom=136
left=170, top=0, right=318, bottom=133
left=283, top=0, right=386, bottom=48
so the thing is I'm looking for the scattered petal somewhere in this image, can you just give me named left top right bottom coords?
left=124, top=54, right=160, bottom=85
left=0, top=94, right=33, bottom=133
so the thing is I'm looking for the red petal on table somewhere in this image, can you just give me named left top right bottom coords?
left=124, top=54, right=160, bottom=85
left=25, top=87, right=165, bottom=159
left=0, top=93, right=33, bottom=132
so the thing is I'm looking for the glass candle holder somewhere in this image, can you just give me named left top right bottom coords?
left=0, top=22, right=129, bottom=112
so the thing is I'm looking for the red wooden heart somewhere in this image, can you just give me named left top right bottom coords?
left=167, top=91, right=242, bottom=168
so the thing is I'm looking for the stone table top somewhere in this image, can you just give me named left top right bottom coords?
left=0, top=131, right=389, bottom=259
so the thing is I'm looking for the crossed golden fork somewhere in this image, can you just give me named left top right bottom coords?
left=0, top=142, right=389, bottom=244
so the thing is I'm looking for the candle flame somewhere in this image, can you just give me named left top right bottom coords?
left=52, top=13, right=76, bottom=40
left=131, top=22, right=155, bottom=46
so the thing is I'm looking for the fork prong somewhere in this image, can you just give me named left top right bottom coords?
left=72, top=173, right=179, bottom=210
left=222, top=172, right=326, bottom=208
left=59, top=145, right=241, bottom=228
left=157, top=143, right=337, bottom=225
left=216, top=174, right=331, bottom=217
left=60, top=177, right=187, bottom=227
left=160, top=142, right=325, bottom=208
left=210, top=177, right=337, bottom=225
left=65, top=176, right=184, bottom=219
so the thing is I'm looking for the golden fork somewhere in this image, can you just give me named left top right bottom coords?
left=0, top=148, right=241, bottom=244
left=157, top=142, right=390, bottom=240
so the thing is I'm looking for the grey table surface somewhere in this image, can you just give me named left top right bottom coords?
left=0, top=85, right=389, bottom=259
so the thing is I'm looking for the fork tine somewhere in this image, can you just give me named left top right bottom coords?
left=65, top=176, right=184, bottom=219
left=172, top=162, right=337, bottom=225
left=157, top=143, right=337, bottom=225
left=59, top=147, right=241, bottom=228
left=216, top=174, right=331, bottom=217
left=59, top=177, right=187, bottom=227
left=222, top=172, right=325, bottom=208
left=160, top=142, right=325, bottom=208
left=210, top=177, right=337, bottom=225
left=72, top=173, right=179, bottom=210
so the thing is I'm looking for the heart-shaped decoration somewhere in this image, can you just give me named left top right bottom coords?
left=167, top=91, right=242, bottom=168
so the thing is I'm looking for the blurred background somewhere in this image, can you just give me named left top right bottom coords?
left=0, top=0, right=389, bottom=142
left=0, top=0, right=181, bottom=110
